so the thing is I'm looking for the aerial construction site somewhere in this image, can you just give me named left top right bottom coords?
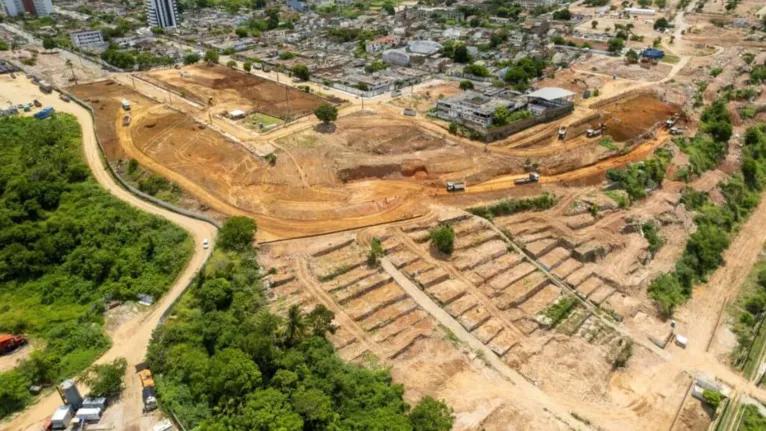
left=3, top=0, right=766, bottom=428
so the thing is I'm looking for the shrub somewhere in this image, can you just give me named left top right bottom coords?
left=84, top=358, right=127, bottom=399
left=430, top=225, right=455, bottom=255
left=702, top=389, right=722, bottom=409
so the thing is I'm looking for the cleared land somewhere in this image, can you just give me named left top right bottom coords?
left=141, top=64, right=334, bottom=119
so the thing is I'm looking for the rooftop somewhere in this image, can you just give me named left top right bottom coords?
left=527, top=87, right=575, bottom=101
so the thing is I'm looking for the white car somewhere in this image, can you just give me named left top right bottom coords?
left=202, top=238, right=209, bottom=249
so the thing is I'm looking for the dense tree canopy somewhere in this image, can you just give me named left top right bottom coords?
left=218, top=216, right=257, bottom=251
left=148, top=243, right=454, bottom=430
left=0, top=115, right=191, bottom=418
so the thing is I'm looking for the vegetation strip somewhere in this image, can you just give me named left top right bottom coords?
left=0, top=114, right=192, bottom=419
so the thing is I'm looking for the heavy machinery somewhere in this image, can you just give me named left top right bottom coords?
left=558, top=126, right=567, bottom=140
left=123, top=114, right=131, bottom=127
left=665, top=113, right=679, bottom=128
left=586, top=123, right=606, bottom=138
left=138, top=368, right=158, bottom=412
left=33, top=99, right=42, bottom=107
left=670, top=127, right=684, bottom=136
left=121, top=99, right=131, bottom=111
left=0, top=334, right=28, bottom=354
left=446, top=181, right=466, bottom=192
left=514, top=172, right=540, bottom=185
left=59, top=94, right=70, bottom=103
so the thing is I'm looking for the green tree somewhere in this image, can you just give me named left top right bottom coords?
left=204, top=49, right=220, bottom=64
left=459, top=80, right=474, bottom=90
left=219, top=216, right=257, bottom=251
left=591, top=20, right=598, bottom=29
left=292, top=64, right=310, bottom=81
left=453, top=45, right=470, bottom=63
left=654, top=17, right=669, bottom=30
left=84, top=358, right=127, bottom=399
left=463, top=63, right=489, bottom=77
left=608, top=38, right=625, bottom=52
left=430, top=225, right=455, bottom=255
left=0, top=40, right=8, bottom=51
left=208, top=348, right=262, bottom=403
left=285, top=304, right=306, bottom=345
left=410, top=396, right=454, bottom=431
left=552, top=9, right=572, bottom=20
left=196, top=278, right=233, bottom=312
left=226, top=60, right=237, bottom=68
left=184, top=53, right=201, bottom=65
left=625, top=49, right=639, bottom=64
left=492, top=106, right=511, bottom=126
left=235, top=388, right=303, bottom=430
left=314, top=103, right=338, bottom=124
left=42, top=37, right=56, bottom=50
left=244, top=61, right=252, bottom=72
left=235, top=27, right=249, bottom=38
left=382, top=1, right=395, bottom=15
left=702, top=390, right=722, bottom=409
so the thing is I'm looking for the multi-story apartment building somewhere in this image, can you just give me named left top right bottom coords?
left=3, top=0, right=53, bottom=17
left=146, top=0, right=179, bottom=29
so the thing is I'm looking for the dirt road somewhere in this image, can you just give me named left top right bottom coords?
left=0, top=76, right=217, bottom=431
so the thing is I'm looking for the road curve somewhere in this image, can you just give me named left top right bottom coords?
left=0, top=75, right=218, bottom=430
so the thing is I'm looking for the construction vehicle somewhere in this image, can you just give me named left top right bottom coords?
left=123, top=114, right=131, bottom=127
left=59, top=94, right=70, bottom=103
left=138, top=367, right=159, bottom=411
left=0, top=334, right=28, bottom=354
left=142, top=386, right=158, bottom=412
left=138, top=369, right=155, bottom=388
left=39, top=82, right=53, bottom=94
left=558, top=126, right=567, bottom=140
left=670, top=127, right=684, bottom=136
left=586, top=123, right=606, bottom=138
left=121, top=99, right=131, bottom=111
left=514, top=172, right=540, bottom=185
left=35, top=107, right=54, bottom=120
left=446, top=181, right=466, bottom=192
left=33, top=99, right=42, bottom=107
left=665, top=113, right=679, bottom=128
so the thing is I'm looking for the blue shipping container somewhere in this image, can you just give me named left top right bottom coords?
left=641, top=48, right=665, bottom=59
left=34, top=107, right=54, bottom=120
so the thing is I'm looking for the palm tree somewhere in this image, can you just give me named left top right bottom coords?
left=285, top=304, right=306, bottom=346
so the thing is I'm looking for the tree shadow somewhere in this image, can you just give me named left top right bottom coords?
left=315, top=123, right=336, bottom=134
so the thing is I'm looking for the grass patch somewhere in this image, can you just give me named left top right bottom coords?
left=541, top=296, right=577, bottom=328
left=247, top=112, right=284, bottom=130
left=468, top=193, right=557, bottom=221
left=598, top=136, right=617, bottom=151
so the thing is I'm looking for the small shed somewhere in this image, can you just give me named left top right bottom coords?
left=229, top=109, right=247, bottom=119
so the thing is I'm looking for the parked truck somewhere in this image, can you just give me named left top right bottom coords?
left=121, top=99, right=131, bottom=111
left=50, top=405, right=73, bottom=430
left=445, top=181, right=466, bottom=192
left=665, top=113, right=679, bottom=128
left=514, top=172, right=540, bottom=185
left=586, top=123, right=606, bottom=138
left=35, top=107, right=54, bottom=120
left=142, top=386, right=158, bottom=412
left=0, top=334, right=28, bottom=354
left=138, top=368, right=159, bottom=412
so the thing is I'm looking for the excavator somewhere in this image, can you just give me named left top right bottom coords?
left=586, top=122, right=607, bottom=138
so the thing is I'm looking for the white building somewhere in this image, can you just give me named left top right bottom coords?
left=69, top=30, right=105, bottom=48
left=3, top=0, right=53, bottom=16
left=517, top=0, right=562, bottom=7
left=382, top=49, right=410, bottom=66
left=407, top=40, right=442, bottom=55
left=146, top=0, right=180, bottom=29
left=625, top=7, right=656, bottom=15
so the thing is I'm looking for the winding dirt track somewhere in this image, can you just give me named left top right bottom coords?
left=0, top=76, right=217, bottom=431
